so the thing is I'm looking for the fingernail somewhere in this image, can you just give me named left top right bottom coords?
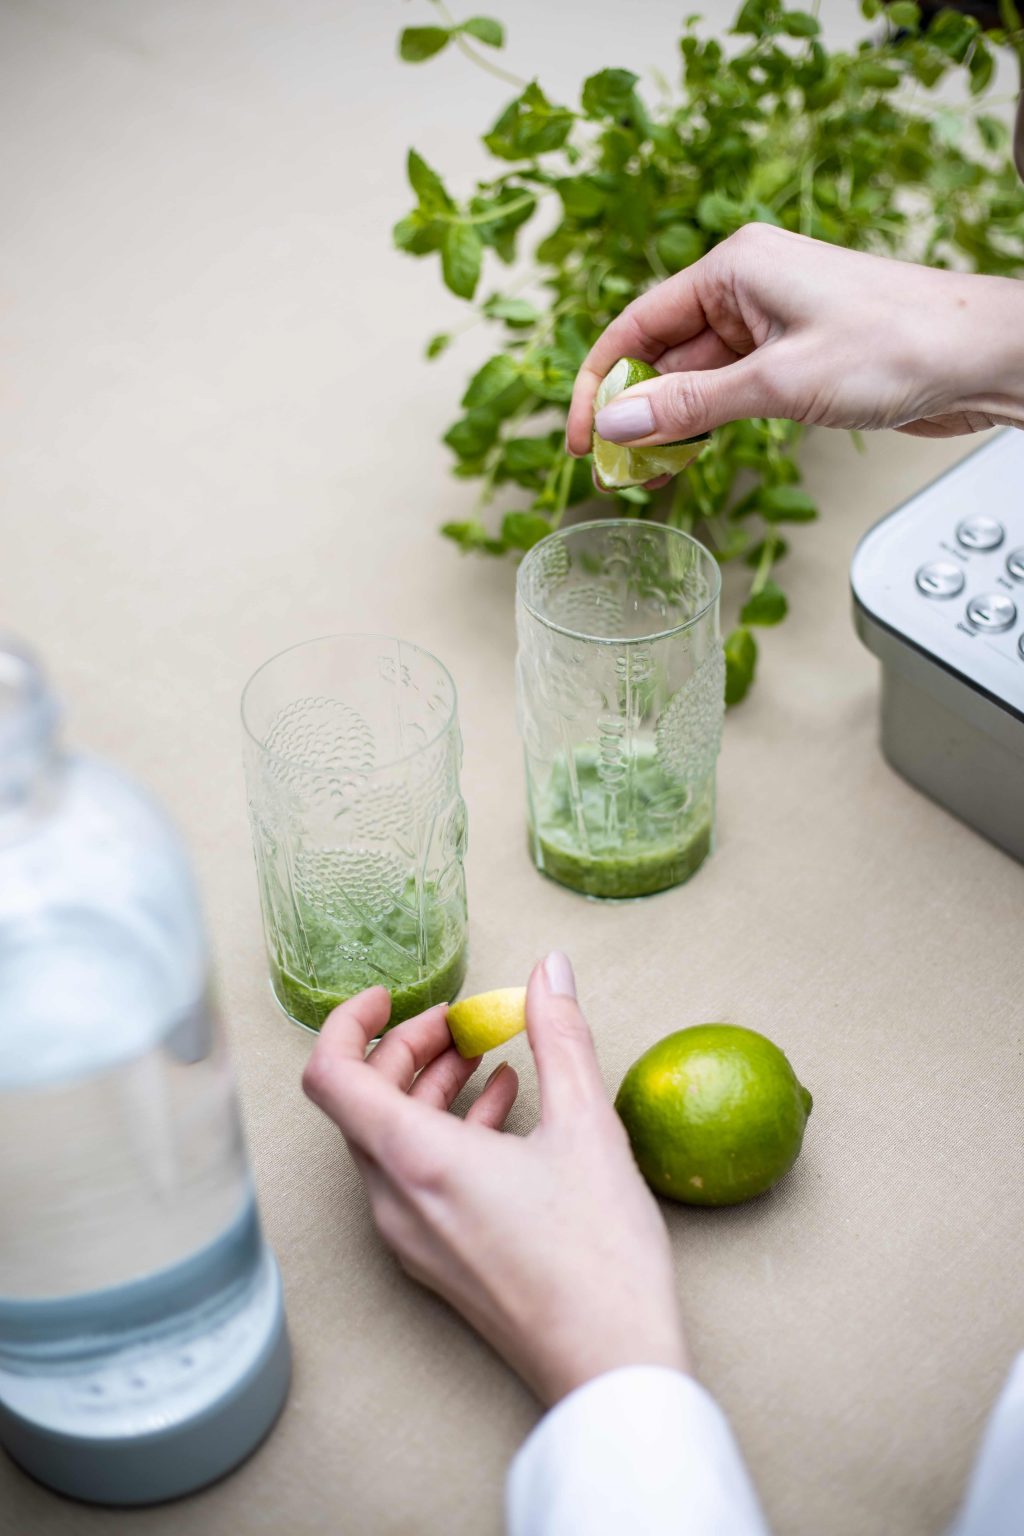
left=543, top=950, right=576, bottom=999
left=594, top=395, right=655, bottom=443
left=485, top=1060, right=508, bottom=1088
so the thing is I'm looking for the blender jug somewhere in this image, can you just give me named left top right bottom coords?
left=0, top=638, right=290, bottom=1503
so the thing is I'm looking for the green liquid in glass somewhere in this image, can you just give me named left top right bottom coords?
left=269, top=889, right=466, bottom=1032
left=531, top=748, right=712, bottom=900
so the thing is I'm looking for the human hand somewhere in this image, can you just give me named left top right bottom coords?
left=302, top=952, right=688, bottom=1406
left=567, top=224, right=1024, bottom=469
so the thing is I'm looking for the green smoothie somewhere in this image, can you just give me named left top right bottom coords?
left=530, top=747, right=713, bottom=900
left=269, top=887, right=466, bottom=1032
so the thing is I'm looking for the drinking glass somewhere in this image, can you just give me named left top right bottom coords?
left=241, top=636, right=468, bottom=1031
left=516, top=520, right=724, bottom=900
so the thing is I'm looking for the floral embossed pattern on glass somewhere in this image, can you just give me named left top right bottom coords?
left=516, top=521, right=724, bottom=900
left=242, top=636, right=467, bottom=1031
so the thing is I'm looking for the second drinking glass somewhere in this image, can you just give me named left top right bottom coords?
left=242, top=636, right=468, bottom=1031
left=516, top=520, right=724, bottom=900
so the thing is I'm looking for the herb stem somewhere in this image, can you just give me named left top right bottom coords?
left=751, top=536, right=775, bottom=597
left=447, top=192, right=540, bottom=226
left=428, top=0, right=528, bottom=89
left=452, top=32, right=529, bottom=89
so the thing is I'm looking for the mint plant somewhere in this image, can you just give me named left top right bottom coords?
left=395, top=0, right=1024, bottom=701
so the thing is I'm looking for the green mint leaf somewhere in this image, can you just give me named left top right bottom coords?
left=580, top=68, right=640, bottom=120
left=780, top=12, right=820, bottom=38
left=482, top=295, right=542, bottom=326
left=926, top=10, right=978, bottom=62
left=441, top=223, right=483, bottom=299
left=470, top=186, right=537, bottom=259
left=886, top=2, right=920, bottom=27
left=425, top=332, right=451, bottom=360
left=969, top=43, right=995, bottom=95
left=462, top=353, right=520, bottom=409
left=407, top=149, right=455, bottom=213
left=502, top=434, right=560, bottom=474
left=393, top=210, right=444, bottom=254
left=655, top=223, right=704, bottom=270
left=696, top=190, right=749, bottom=234
left=860, top=0, right=882, bottom=17
left=976, top=114, right=1007, bottom=152
left=556, top=176, right=607, bottom=218
left=444, top=408, right=500, bottom=459
left=740, top=579, right=788, bottom=626
left=442, top=519, right=507, bottom=556
left=484, top=84, right=574, bottom=160
left=460, top=16, right=504, bottom=48
left=733, top=0, right=772, bottom=35
left=724, top=627, right=758, bottom=706
left=399, top=26, right=451, bottom=63
left=854, top=60, right=902, bottom=89
left=501, top=510, right=551, bottom=549
left=759, top=485, right=818, bottom=522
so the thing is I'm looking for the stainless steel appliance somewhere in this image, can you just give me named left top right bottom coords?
left=851, top=429, right=1024, bottom=862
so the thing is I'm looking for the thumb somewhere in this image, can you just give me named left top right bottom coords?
left=525, top=952, right=607, bottom=1123
left=594, top=355, right=772, bottom=445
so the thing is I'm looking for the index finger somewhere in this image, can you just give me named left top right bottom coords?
left=566, top=266, right=710, bottom=456
left=302, top=987, right=422, bottom=1157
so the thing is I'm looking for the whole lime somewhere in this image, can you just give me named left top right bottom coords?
left=614, top=1024, right=812, bottom=1207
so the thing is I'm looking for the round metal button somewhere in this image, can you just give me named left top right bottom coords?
left=966, top=592, right=1017, bottom=632
left=1007, top=549, right=1024, bottom=581
left=915, top=560, right=965, bottom=599
left=956, top=515, right=1005, bottom=551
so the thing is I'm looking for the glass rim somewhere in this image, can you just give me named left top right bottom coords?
left=516, top=519, right=721, bottom=645
left=240, top=631, right=459, bottom=776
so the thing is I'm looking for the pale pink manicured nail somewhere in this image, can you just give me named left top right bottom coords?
left=544, top=950, right=576, bottom=999
left=485, top=1060, right=508, bottom=1088
left=594, top=395, right=655, bottom=442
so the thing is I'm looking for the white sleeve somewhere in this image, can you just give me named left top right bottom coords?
left=506, top=1366, right=770, bottom=1536
left=952, top=1352, right=1024, bottom=1536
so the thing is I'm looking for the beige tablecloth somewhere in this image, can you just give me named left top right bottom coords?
left=2, top=4, right=1023, bottom=1533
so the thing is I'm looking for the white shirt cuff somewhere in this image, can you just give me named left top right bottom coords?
left=506, top=1365, right=770, bottom=1536
left=952, top=1350, right=1024, bottom=1536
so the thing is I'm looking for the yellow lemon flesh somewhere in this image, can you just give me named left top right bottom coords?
left=593, top=356, right=710, bottom=489
left=615, top=1024, right=812, bottom=1207
left=447, top=987, right=527, bottom=1059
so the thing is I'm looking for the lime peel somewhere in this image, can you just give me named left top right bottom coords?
left=615, top=1023, right=812, bottom=1207
left=593, top=357, right=710, bottom=489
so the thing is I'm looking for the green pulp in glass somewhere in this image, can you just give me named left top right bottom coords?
left=269, top=890, right=466, bottom=1032
left=530, top=748, right=712, bottom=900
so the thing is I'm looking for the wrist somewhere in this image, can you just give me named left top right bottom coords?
left=528, top=1313, right=691, bottom=1407
left=941, top=273, right=1024, bottom=428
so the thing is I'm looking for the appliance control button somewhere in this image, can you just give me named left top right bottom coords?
left=966, top=592, right=1017, bottom=632
left=1006, top=548, right=1024, bottom=581
left=915, top=561, right=965, bottom=598
left=1019, top=634, right=1024, bottom=661
left=956, top=516, right=1005, bottom=551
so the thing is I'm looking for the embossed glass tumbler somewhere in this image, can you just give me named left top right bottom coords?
left=516, top=521, right=724, bottom=900
left=241, top=636, right=468, bottom=1032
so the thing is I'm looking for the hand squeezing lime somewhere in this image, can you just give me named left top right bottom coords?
left=593, top=357, right=709, bottom=489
